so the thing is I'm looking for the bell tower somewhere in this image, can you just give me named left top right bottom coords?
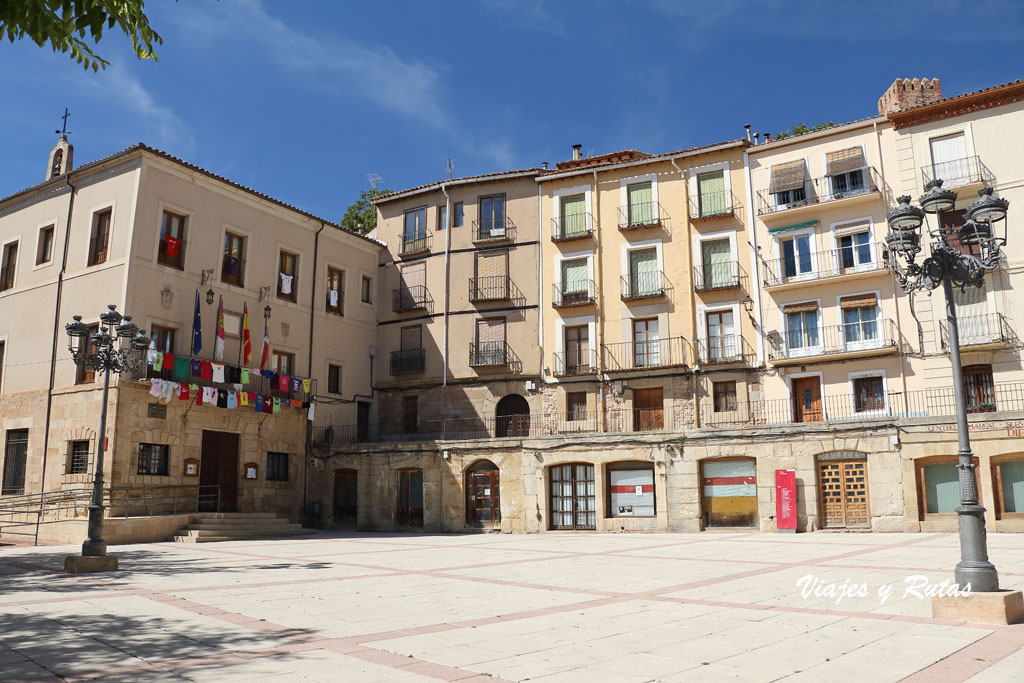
left=47, top=108, right=74, bottom=180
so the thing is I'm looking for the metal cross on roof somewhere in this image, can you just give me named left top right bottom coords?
left=55, top=108, right=71, bottom=137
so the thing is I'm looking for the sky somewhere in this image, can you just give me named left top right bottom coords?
left=2, top=0, right=1023, bottom=221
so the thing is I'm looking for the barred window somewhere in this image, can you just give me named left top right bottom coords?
left=138, top=443, right=169, bottom=475
left=68, top=440, right=89, bottom=474
left=267, top=452, right=289, bottom=481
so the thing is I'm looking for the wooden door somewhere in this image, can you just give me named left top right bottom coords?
left=397, top=468, right=424, bottom=527
left=792, top=377, right=822, bottom=423
left=200, top=431, right=239, bottom=512
left=334, top=469, right=358, bottom=524
left=633, top=387, right=664, bottom=431
left=467, top=470, right=500, bottom=526
left=357, top=401, right=371, bottom=442
left=818, top=460, right=870, bottom=528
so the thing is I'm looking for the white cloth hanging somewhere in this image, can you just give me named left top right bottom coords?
left=280, top=273, right=293, bottom=294
left=328, top=289, right=339, bottom=307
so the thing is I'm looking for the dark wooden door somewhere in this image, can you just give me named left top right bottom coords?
left=467, top=470, right=500, bottom=526
left=333, top=468, right=358, bottom=524
left=397, top=469, right=424, bottom=527
left=633, top=387, right=664, bottom=431
left=792, top=377, right=822, bottom=422
left=356, top=401, right=371, bottom=442
left=200, top=431, right=239, bottom=512
left=818, top=460, right=870, bottom=528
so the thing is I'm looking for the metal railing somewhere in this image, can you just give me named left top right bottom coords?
left=756, top=166, right=881, bottom=216
left=769, top=319, right=898, bottom=361
left=696, top=335, right=756, bottom=365
left=694, top=261, right=744, bottom=291
left=473, top=216, right=516, bottom=243
left=469, top=275, right=511, bottom=302
left=469, top=341, right=510, bottom=367
left=390, top=348, right=425, bottom=375
left=688, top=190, right=735, bottom=220
left=553, top=280, right=595, bottom=308
left=392, top=285, right=430, bottom=312
left=551, top=213, right=593, bottom=241
left=921, top=156, right=995, bottom=190
left=130, top=357, right=316, bottom=401
left=762, top=241, right=886, bottom=287
left=940, top=313, right=1015, bottom=349
left=603, top=335, right=688, bottom=372
left=400, top=231, right=431, bottom=256
left=553, top=349, right=597, bottom=377
left=617, top=201, right=667, bottom=230
left=620, top=271, right=666, bottom=300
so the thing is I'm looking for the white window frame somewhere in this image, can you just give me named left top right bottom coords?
left=619, top=172, right=660, bottom=218
left=688, top=161, right=733, bottom=215
left=835, top=289, right=883, bottom=352
left=767, top=157, right=809, bottom=210
left=218, top=222, right=252, bottom=291
left=785, top=370, right=826, bottom=421
left=697, top=301, right=741, bottom=364
left=555, top=313, right=596, bottom=376
left=773, top=227, right=818, bottom=283
left=819, top=143, right=869, bottom=196
left=153, top=200, right=191, bottom=271
left=848, top=369, right=888, bottom=419
left=85, top=201, right=116, bottom=268
left=275, top=241, right=304, bottom=306
left=917, top=125, right=976, bottom=192
left=829, top=216, right=877, bottom=273
left=552, top=184, right=593, bottom=235
left=779, top=297, right=823, bottom=358
left=33, top=219, right=59, bottom=270
left=0, top=236, right=20, bottom=292
left=553, top=248, right=594, bottom=293
left=620, top=238, right=664, bottom=281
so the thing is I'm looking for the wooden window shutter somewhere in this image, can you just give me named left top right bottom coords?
left=825, top=147, right=865, bottom=176
left=783, top=301, right=819, bottom=314
left=839, top=293, right=878, bottom=309
left=401, top=261, right=425, bottom=289
left=401, top=326, right=421, bottom=350
left=769, top=160, right=806, bottom=194
left=476, top=318, right=505, bottom=344
left=834, top=220, right=871, bottom=238
left=475, top=251, right=506, bottom=278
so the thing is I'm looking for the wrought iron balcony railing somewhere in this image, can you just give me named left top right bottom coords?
left=620, top=271, right=666, bottom=301
left=694, top=261, right=745, bottom=291
left=602, top=335, right=688, bottom=372
left=756, top=166, right=881, bottom=216
left=399, top=231, right=431, bottom=256
left=921, top=156, right=995, bottom=190
left=762, top=241, right=886, bottom=287
left=473, top=216, right=516, bottom=243
left=940, top=313, right=1015, bottom=350
left=553, top=280, right=595, bottom=308
left=688, top=190, right=735, bottom=220
left=551, top=214, right=594, bottom=242
left=696, top=335, right=756, bottom=365
left=553, top=349, right=597, bottom=377
left=769, top=319, right=898, bottom=361
left=390, top=348, right=425, bottom=375
left=392, top=285, right=430, bottom=313
left=469, top=341, right=512, bottom=368
left=469, top=276, right=510, bottom=302
left=617, top=201, right=667, bottom=231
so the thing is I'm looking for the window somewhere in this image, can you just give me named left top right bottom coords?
left=697, top=171, right=727, bottom=217
left=922, top=461, right=960, bottom=514
left=564, top=324, right=589, bottom=373
left=964, top=364, right=996, bottom=413
left=626, top=181, right=654, bottom=226
left=402, top=395, right=418, bottom=433
left=929, top=132, right=969, bottom=185
left=266, top=452, right=289, bottom=481
left=769, top=160, right=807, bottom=208
left=633, top=318, right=660, bottom=367
left=361, top=275, right=373, bottom=303
left=567, top=392, right=587, bottom=421
left=75, top=323, right=99, bottom=384
left=36, top=225, right=55, bottom=265
left=628, top=247, right=659, bottom=297
left=560, top=258, right=589, bottom=302
left=328, top=364, right=342, bottom=394
left=479, top=194, right=505, bottom=237
left=607, top=463, right=655, bottom=518
left=559, top=193, right=586, bottom=238
left=474, top=317, right=506, bottom=365
left=401, top=325, right=422, bottom=351
left=831, top=168, right=865, bottom=194
left=780, top=234, right=813, bottom=280
left=701, top=239, right=733, bottom=289
left=150, top=325, right=176, bottom=354
left=826, top=147, right=867, bottom=197
left=67, top=440, right=89, bottom=474
left=137, top=443, right=169, bottom=476
left=437, top=205, right=447, bottom=231
left=853, top=376, right=885, bottom=413
left=222, top=231, right=246, bottom=286
left=326, top=267, right=345, bottom=315
left=88, top=209, right=111, bottom=266
left=774, top=186, right=806, bottom=205
left=706, top=310, right=736, bottom=362
left=785, top=306, right=819, bottom=350
left=0, top=241, right=17, bottom=291
left=995, top=459, right=1024, bottom=516
left=158, top=211, right=186, bottom=269
left=453, top=202, right=464, bottom=227
left=2, top=429, right=29, bottom=495
left=403, top=207, right=427, bottom=252
left=278, top=250, right=298, bottom=302
left=939, top=209, right=979, bottom=256
left=550, top=463, right=595, bottom=530
left=713, top=381, right=737, bottom=413
left=842, top=299, right=879, bottom=346
left=274, top=351, right=295, bottom=375
left=0, top=341, right=5, bottom=392
left=838, top=231, right=872, bottom=270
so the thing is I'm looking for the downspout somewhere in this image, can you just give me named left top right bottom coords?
left=441, top=184, right=451, bottom=388
left=304, top=221, right=325, bottom=522
left=41, top=175, right=77, bottom=493
left=593, top=170, right=606, bottom=432
left=670, top=158, right=700, bottom=428
left=537, top=182, right=544, bottom=359
left=742, top=150, right=766, bottom=365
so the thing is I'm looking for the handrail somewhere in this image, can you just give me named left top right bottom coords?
left=472, top=216, right=516, bottom=243
left=756, top=166, right=881, bottom=216
left=617, top=201, right=668, bottom=231
left=762, top=241, right=886, bottom=286
left=921, top=155, right=995, bottom=189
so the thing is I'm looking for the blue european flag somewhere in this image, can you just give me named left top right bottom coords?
left=191, top=289, right=202, bottom=356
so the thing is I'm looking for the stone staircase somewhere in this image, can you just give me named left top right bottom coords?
left=170, top=512, right=315, bottom=543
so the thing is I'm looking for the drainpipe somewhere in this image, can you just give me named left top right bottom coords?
left=742, top=150, right=766, bottom=365
left=41, top=175, right=77, bottom=493
left=441, top=184, right=451, bottom=388
left=670, top=158, right=700, bottom=428
left=537, top=182, right=543, bottom=356
left=592, top=170, right=606, bottom=432
left=303, top=221, right=325, bottom=523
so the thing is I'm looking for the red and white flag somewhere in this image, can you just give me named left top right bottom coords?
left=214, top=296, right=225, bottom=362
left=259, top=314, right=270, bottom=371
left=241, top=303, right=252, bottom=366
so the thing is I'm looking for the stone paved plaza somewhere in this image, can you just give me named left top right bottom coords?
left=2, top=531, right=1024, bottom=682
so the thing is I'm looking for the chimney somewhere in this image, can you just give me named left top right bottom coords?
left=541, top=162, right=548, bottom=170
left=572, top=144, right=582, bottom=161
left=764, top=133, right=772, bottom=144
left=878, top=77, right=942, bottom=116
left=753, top=132, right=760, bottom=145
left=744, top=124, right=752, bottom=142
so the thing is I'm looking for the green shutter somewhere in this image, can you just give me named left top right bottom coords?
left=698, top=171, right=726, bottom=217
left=1000, top=460, right=1024, bottom=513
left=562, top=259, right=588, bottom=293
left=629, top=248, right=658, bottom=295
left=924, top=463, right=960, bottom=514
left=702, top=239, right=731, bottom=287
left=627, top=182, right=653, bottom=226
left=561, top=194, right=586, bottom=237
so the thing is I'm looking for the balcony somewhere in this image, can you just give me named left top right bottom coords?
left=940, top=313, right=1015, bottom=351
left=469, top=276, right=511, bottom=302
left=390, top=348, right=425, bottom=375
left=617, top=202, right=668, bottom=232
left=553, top=280, right=595, bottom=308
left=769, top=319, right=899, bottom=365
left=553, top=349, right=597, bottom=377
left=392, top=285, right=431, bottom=313
left=602, top=336, right=688, bottom=372
left=551, top=214, right=594, bottom=242
left=469, top=341, right=518, bottom=369
left=399, top=231, right=431, bottom=257
left=762, top=242, right=886, bottom=289
left=756, top=166, right=882, bottom=219
left=473, top=216, right=516, bottom=243
left=620, top=271, right=666, bottom=301
left=688, top=190, right=736, bottom=221
left=694, top=261, right=745, bottom=292
left=921, top=156, right=994, bottom=190
left=696, top=335, right=756, bottom=366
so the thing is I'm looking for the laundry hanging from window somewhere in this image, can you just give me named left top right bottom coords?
left=280, top=272, right=293, bottom=294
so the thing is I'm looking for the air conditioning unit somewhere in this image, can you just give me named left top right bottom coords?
left=308, top=457, right=320, bottom=470
left=525, top=380, right=536, bottom=391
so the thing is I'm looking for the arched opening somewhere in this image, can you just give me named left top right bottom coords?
left=495, top=394, right=530, bottom=437
left=816, top=451, right=869, bottom=529
left=466, top=459, right=500, bottom=527
left=333, top=468, right=357, bottom=525
left=700, top=457, right=757, bottom=528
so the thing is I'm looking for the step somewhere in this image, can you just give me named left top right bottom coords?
left=171, top=528, right=315, bottom=542
left=176, top=528, right=313, bottom=538
left=195, top=512, right=280, bottom=520
left=186, top=520, right=298, bottom=530
left=184, top=524, right=306, bottom=535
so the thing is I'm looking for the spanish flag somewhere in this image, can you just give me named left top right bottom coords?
left=214, top=295, right=225, bottom=362
left=241, top=303, right=252, bottom=365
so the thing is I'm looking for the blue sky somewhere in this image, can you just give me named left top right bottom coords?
left=2, top=0, right=1023, bottom=220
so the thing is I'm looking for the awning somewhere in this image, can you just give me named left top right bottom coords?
left=783, top=301, right=819, bottom=314
left=769, top=220, right=818, bottom=235
left=840, top=293, right=878, bottom=309
left=769, top=160, right=806, bottom=194
left=826, top=147, right=866, bottom=176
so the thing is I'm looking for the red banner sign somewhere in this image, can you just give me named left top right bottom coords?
left=775, top=469, right=797, bottom=531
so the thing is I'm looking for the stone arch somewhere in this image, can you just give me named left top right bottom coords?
left=465, top=459, right=500, bottom=527
left=495, top=394, right=530, bottom=437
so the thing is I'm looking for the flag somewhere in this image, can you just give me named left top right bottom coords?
left=214, top=295, right=225, bottom=362
left=260, top=312, right=270, bottom=371
left=241, top=303, right=252, bottom=366
left=191, top=290, right=202, bottom=356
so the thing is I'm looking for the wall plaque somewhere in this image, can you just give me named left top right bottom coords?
left=148, top=403, right=167, bottom=419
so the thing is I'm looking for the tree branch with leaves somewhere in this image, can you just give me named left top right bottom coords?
left=340, top=188, right=392, bottom=234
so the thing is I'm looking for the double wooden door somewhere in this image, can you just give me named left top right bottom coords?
left=818, top=460, right=869, bottom=528
left=633, top=387, right=664, bottom=431
left=199, top=431, right=239, bottom=512
left=467, top=469, right=500, bottom=526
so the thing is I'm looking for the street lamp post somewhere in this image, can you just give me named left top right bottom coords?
left=65, top=304, right=150, bottom=568
left=884, top=181, right=1009, bottom=592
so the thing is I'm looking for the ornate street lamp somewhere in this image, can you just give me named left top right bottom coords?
left=65, top=305, right=150, bottom=568
left=884, top=181, right=1009, bottom=593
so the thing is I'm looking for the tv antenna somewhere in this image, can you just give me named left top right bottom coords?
left=55, top=107, right=71, bottom=138
left=367, top=173, right=383, bottom=191
left=445, top=158, right=455, bottom=179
